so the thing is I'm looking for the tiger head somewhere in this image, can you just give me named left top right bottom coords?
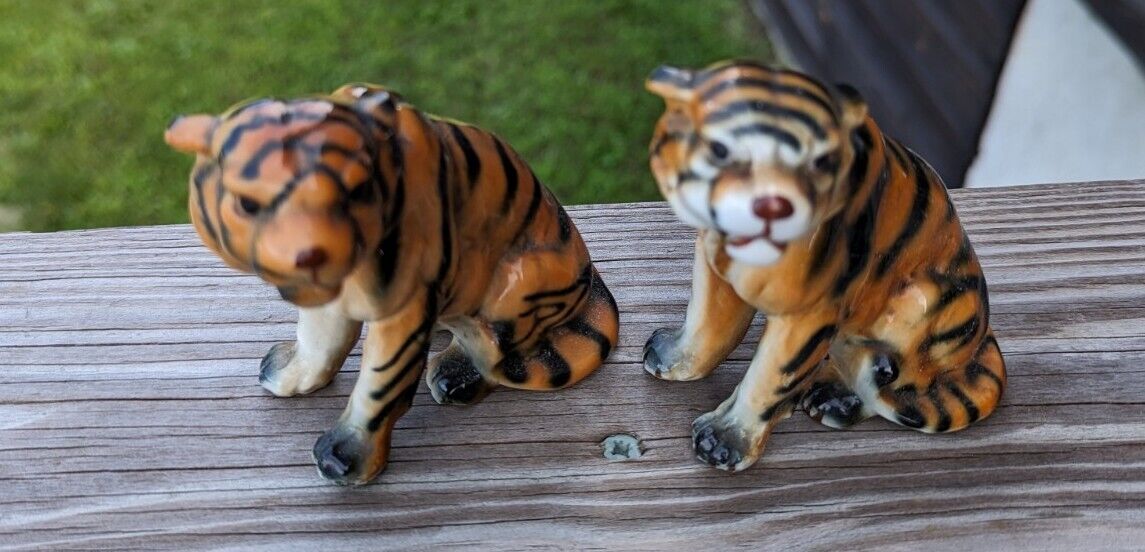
left=646, top=61, right=868, bottom=266
left=165, top=85, right=402, bottom=307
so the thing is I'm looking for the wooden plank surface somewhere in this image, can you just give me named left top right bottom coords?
left=2, top=180, right=1144, bottom=550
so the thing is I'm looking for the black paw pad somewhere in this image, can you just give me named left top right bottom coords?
left=692, top=417, right=745, bottom=470
left=643, top=327, right=679, bottom=377
left=872, top=353, right=899, bottom=387
left=802, top=381, right=865, bottom=428
left=430, top=353, right=493, bottom=405
left=259, top=342, right=296, bottom=384
left=312, top=427, right=369, bottom=485
left=896, top=405, right=926, bottom=429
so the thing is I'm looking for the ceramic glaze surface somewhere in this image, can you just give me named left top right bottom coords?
left=643, top=61, right=1006, bottom=471
left=165, top=84, right=619, bottom=485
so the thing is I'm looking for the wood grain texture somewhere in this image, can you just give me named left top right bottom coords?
left=2, top=180, right=1144, bottom=550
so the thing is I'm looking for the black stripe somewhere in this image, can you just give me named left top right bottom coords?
left=699, top=77, right=836, bottom=119
left=238, top=120, right=370, bottom=181
left=367, top=378, right=419, bottom=432
left=371, top=321, right=433, bottom=374
left=514, top=170, right=544, bottom=242
left=776, top=362, right=819, bottom=394
left=930, top=315, right=980, bottom=347
left=945, top=380, right=980, bottom=425
left=876, top=150, right=932, bottom=277
left=760, top=396, right=796, bottom=422
left=729, top=123, right=801, bottom=151
left=191, top=163, right=220, bottom=246
left=448, top=124, right=481, bottom=187
left=808, top=213, right=843, bottom=276
left=565, top=318, right=612, bottom=360
left=651, top=131, right=685, bottom=156
left=524, top=264, right=592, bottom=302
left=240, top=139, right=286, bottom=180
left=491, top=320, right=516, bottom=354
left=965, top=360, right=1004, bottom=388
left=934, top=274, right=982, bottom=311
left=942, top=187, right=956, bottom=222
left=369, top=351, right=425, bottom=401
left=537, top=339, right=572, bottom=387
left=499, top=351, right=528, bottom=383
left=217, top=110, right=328, bottom=162
left=435, top=147, right=453, bottom=284
left=376, top=179, right=404, bottom=290
left=371, top=295, right=437, bottom=374
left=951, top=233, right=973, bottom=269
left=885, top=137, right=910, bottom=169
left=979, top=276, right=991, bottom=323
left=705, top=99, right=826, bottom=139
left=321, top=142, right=372, bottom=166
left=316, top=164, right=348, bottom=193
left=556, top=204, right=573, bottom=243
left=493, top=138, right=519, bottom=214
left=214, top=166, right=238, bottom=261
left=834, top=163, right=889, bottom=296
left=590, top=268, right=618, bottom=311
left=848, top=126, right=873, bottom=187
left=518, top=302, right=565, bottom=320
left=266, top=167, right=315, bottom=212
left=780, top=324, right=837, bottom=375
left=927, top=383, right=952, bottom=432
left=513, top=282, right=591, bottom=351
left=892, top=384, right=926, bottom=428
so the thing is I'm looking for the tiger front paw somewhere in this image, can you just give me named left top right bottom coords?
left=691, top=411, right=762, bottom=472
left=259, top=342, right=338, bottom=397
left=312, top=424, right=387, bottom=486
left=644, top=327, right=706, bottom=381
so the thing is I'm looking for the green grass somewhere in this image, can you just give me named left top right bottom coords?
left=0, top=0, right=770, bottom=231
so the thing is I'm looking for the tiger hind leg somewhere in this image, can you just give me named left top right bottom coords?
left=426, top=339, right=499, bottom=406
left=856, top=330, right=1006, bottom=433
left=800, top=357, right=876, bottom=430
left=489, top=270, right=619, bottom=390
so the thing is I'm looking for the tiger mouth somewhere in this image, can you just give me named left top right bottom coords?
left=725, top=233, right=787, bottom=252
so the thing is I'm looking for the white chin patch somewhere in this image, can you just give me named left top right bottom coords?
left=725, top=238, right=784, bottom=266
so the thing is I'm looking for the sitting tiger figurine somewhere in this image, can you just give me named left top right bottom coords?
left=164, top=84, right=619, bottom=485
left=643, top=61, right=1006, bottom=471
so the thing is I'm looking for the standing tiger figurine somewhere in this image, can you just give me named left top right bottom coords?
left=643, top=61, right=1005, bottom=471
left=164, top=84, right=619, bottom=485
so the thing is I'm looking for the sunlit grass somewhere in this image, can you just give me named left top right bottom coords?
left=0, top=0, right=770, bottom=231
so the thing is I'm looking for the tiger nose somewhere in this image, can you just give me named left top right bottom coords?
left=752, top=195, right=795, bottom=221
left=294, top=247, right=329, bottom=269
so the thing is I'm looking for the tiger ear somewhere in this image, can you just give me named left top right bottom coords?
left=336, top=83, right=400, bottom=120
left=833, top=83, right=868, bottom=129
left=646, top=65, right=697, bottom=103
left=164, top=114, right=219, bottom=156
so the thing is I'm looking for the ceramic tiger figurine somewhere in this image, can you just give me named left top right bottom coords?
left=643, top=61, right=1006, bottom=471
left=164, top=84, right=619, bottom=485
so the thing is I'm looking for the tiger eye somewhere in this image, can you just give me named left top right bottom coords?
left=709, top=140, right=730, bottom=162
left=813, top=151, right=841, bottom=173
left=237, top=195, right=262, bottom=216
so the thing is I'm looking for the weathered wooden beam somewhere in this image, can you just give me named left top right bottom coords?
left=1, top=180, right=1144, bottom=549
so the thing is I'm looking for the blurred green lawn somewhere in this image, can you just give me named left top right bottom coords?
left=0, top=0, right=770, bottom=231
